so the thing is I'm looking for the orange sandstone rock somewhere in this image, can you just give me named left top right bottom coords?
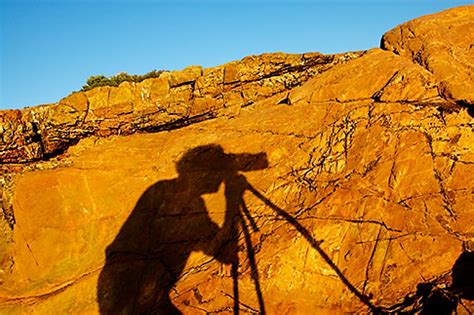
left=382, top=5, right=474, bottom=106
left=0, top=5, right=473, bottom=315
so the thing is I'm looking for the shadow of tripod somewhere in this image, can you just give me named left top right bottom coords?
left=97, top=143, right=381, bottom=314
left=223, top=174, right=267, bottom=315
left=229, top=176, right=383, bottom=314
left=97, top=144, right=269, bottom=314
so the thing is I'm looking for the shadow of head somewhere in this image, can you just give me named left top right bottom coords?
left=97, top=144, right=268, bottom=315
left=176, top=144, right=268, bottom=194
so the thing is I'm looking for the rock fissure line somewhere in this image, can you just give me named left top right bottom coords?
left=0, top=266, right=103, bottom=305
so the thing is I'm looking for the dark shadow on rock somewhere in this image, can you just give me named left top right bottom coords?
left=98, top=144, right=392, bottom=314
left=97, top=144, right=268, bottom=314
left=467, top=106, right=474, bottom=118
left=454, top=99, right=474, bottom=118
left=420, top=288, right=457, bottom=315
left=381, top=250, right=474, bottom=314
left=451, top=251, right=474, bottom=300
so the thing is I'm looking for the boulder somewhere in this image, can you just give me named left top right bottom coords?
left=382, top=5, right=474, bottom=106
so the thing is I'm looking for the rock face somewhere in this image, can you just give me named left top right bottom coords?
left=381, top=5, right=474, bottom=106
left=1, top=6, right=473, bottom=315
left=0, top=52, right=362, bottom=164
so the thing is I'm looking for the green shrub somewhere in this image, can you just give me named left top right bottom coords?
left=81, top=70, right=166, bottom=91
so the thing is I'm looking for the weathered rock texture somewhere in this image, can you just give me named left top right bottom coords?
left=381, top=5, right=474, bottom=106
left=0, top=52, right=363, bottom=164
left=0, top=6, right=473, bottom=315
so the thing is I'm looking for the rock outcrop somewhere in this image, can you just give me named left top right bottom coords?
left=0, top=52, right=363, bottom=164
left=1, top=6, right=473, bottom=315
left=381, top=5, right=474, bottom=106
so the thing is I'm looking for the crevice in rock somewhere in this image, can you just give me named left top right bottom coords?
left=223, top=55, right=334, bottom=88
left=0, top=266, right=103, bottom=306
left=0, top=174, right=16, bottom=229
left=140, top=111, right=216, bottom=133
left=372, top=71, right=400, bottom=102
left=456, top=99, right=474, bottom=118
left=170, top=80, right=196, bottom=89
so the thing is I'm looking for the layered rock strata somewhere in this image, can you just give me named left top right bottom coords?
left=0, top=51, right=364, bottom=164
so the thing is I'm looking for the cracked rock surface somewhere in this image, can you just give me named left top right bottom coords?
left=381, top=5, right=474, bottom=106
left=0, top=51, right=362, bottom=164
left=0, top=5, right=473, bottom=314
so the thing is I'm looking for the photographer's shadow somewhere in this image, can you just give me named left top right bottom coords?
left=97, top=144, right=268, bottom=314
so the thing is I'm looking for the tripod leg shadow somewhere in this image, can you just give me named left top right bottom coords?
left=245, top=182, right=382, bottom=313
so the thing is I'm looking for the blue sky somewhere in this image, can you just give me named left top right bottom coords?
left=1, top=0, right=471, bottom=109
